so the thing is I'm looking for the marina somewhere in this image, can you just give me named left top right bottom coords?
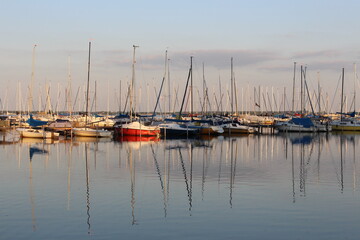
left=2, top=1, right=360, bottom=239
left=1, top=130, right=360, bottom=239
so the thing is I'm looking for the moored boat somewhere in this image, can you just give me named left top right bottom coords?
left=275, top=118, right=318, bottom=132
left=115, top=121, right=160, bottom=137
left=17, top=128, right=60, bottom=139
left=72, top=128, right=112, bottom=138
left=221, top=121, right=257, bottom=134
left=159, top=123, right=198, bottom=137
left=330, top=119, right=360, bottom=131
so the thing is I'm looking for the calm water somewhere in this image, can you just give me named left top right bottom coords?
left=1, top=131, right=360, bottom=240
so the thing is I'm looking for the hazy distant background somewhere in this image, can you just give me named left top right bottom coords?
left=1, top=0, right=360, bottom=113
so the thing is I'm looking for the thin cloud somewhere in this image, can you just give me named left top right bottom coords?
left=292, top=50, right=342, bottom=59
left=260, top=60, right=353, bottom=73
left=99, top=49, right=280, bottom=70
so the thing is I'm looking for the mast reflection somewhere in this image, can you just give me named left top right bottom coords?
left=178, top=148, right=192, bottom=214
left=85, top=143, right=91, bottom=234
left=151, top=145, right=168, bottom=217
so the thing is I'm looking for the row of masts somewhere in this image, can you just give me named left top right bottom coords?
left=1, top=45, right=359, bottom=116
left=3, top=77, right=357, bottom=117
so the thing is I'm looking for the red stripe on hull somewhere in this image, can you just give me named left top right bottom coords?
left=115, top=127, right=160, bottom=136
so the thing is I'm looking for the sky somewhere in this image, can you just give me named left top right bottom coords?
left=1, top=0, right=360, bottom=113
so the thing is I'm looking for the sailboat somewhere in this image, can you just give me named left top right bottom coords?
left=331, top=68, right=360, bottom=131
left=221, top=120, right=257, bottom=134
left=73, top=42, right=112, bottom=138
left=115, top=45, right=160, bottom=137
left=17, top=115, right=60, bottom=139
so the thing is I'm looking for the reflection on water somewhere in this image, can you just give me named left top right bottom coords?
left=1, top=132, right=360, bottom=239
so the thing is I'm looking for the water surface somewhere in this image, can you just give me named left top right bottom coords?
left=1, top=131, right=359, bottom=240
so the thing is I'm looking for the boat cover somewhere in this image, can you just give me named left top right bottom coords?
left=26, top=115, right=48, bottom=127
left=290, top=118, right=314, bottom=128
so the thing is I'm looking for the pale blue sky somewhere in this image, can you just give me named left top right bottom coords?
left=1, top=0, right=360, bottom=112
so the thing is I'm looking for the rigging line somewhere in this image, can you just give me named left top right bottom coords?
left=329, top=72, right=343, bottom=113
left=178, top=67, right=192, bottom=117
left=72, top=86, right=80, bottom=112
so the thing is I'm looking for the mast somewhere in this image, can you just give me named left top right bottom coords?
left=67, top=56, right=72, bottom=116
left=230, top=57, right=234, bottom=114
left=119, top=80, right=122, bottom=113
left=340, top=68, right=345, bottom=121
left=292, top=62, right=296, bottom=112
left=354, top=63, right=356, bottom=113
left=28, top=44, right=37, bottom=113
left=317, top=72, right=321, bottom=114
left=152, top=50, right=168, bottom=121
left=234, top=74, right=238, bottom=115
left=179, top=58, right=192, bottom=118
left=203, top=62, right=206, bottom=114
left=85, top=41, right=91, bottom=125
left=94, top=81, right=97, bottom=113
left=219, top=76, right=223, bottom=114
left=130, top=45, right=139, bottom=121
left=190, top=56, right=193, bottom=119
left=300, top=65, right=303, bottom=114
left=168, top=58, right=171, bottom=114
left=283, top=87, right=286, bottom=113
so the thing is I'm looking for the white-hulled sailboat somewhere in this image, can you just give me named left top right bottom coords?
left=331, top=67, right=360, bottom=131
left=73, top=42, right=112, bottom=138
left=17, top=115, right=60, bottom=139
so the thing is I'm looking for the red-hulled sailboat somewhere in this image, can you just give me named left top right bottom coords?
left=114, top=45, right=160, bottom=137
left=116, top=121, right=160, bottom=136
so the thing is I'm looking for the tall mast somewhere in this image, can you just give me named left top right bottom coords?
left=234, top=74, right=238, bottom=115
left=67, top=56, right=73, bottom=116
left=317, top=72, right=321, bottom=114
left=130, top=45, right=139, bottom=121
left=85, top=41, right=91, bottom=125
left=219, top=76, right=222, bottom=114
left=28, top=44, right=37, bottom=113
left=168, top=57, right=171, bottom=114
left=283, top=87, right=286, bottom=113
left=94, top=81, right=97, bottom=112
left=354, top=63, right=357, bottom=113
left=230, top=57, right=234, bottom=114
left=190, top=56, right=193, bottom=118
left=203, top=62, right=206, bottom=114
left=340, top=68, right=345, bottom=121
left=292, top=62, right=296, bottom=113
left=300, top=65, right=303, bottom=114
left=163, top=50, right=168, bottom=114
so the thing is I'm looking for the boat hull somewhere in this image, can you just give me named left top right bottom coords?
left=117, top=128, right=160, bottom=136
left=115, top=122, right=160, bottom=137
left=72, top=128, right=112, bottom=137
left=160, top=128, right=198, bottom=136
left=197, top=126, right=224, bottom=135
left=276, top=125, right=318, bottom=132
left=222, top=123, right=256, bottom=134
left=331, top=125, right=360, bottom=131
left=18, top=129, right=60, bottom=139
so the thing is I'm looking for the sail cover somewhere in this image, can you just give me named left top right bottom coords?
left=26, top=115, right=48, bottom=127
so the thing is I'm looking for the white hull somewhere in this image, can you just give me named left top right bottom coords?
left=222, top=123, right=257, bottom=134
left=72, top=128, right=112, bottom=138
left=331, top=120, right=360, bottom=131
left=276, top=124, right=318, bottom=132
left=276, top=122, right=331, bottom=132
left=18, top=128, right=60, bottom=139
